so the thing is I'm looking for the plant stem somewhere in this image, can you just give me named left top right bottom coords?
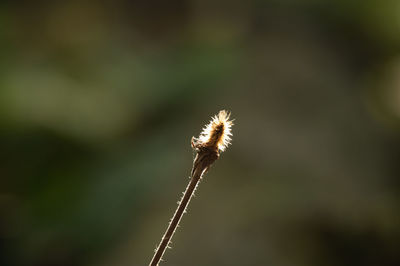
left=149, top=147, right=218, bottom=266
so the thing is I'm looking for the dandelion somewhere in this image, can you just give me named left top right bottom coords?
left=149, top=110, right=234, bottom=266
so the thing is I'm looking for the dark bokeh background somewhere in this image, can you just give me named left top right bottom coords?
left=1, top=1, right=400, bottom=266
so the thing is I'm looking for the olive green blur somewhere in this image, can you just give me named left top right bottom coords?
left=0, top=1, right=399, bottom=266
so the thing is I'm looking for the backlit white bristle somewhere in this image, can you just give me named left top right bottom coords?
left=195, top=110, right=233, bottom=152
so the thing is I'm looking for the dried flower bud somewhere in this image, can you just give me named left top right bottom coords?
left=192, top=110, right=233, bottom=152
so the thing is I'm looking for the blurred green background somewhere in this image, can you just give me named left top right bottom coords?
left=1, top=1, right=400, bottom=265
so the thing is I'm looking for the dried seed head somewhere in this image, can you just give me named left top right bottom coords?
left=192, top=110, right=233, bottom=152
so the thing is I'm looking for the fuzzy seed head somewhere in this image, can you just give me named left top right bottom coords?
left=193, top=110, right=233, bottom=152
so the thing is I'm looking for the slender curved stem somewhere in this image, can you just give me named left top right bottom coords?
left=149, top=172, right=201, bottom=266
left=149, top=148, right=218, bottom=266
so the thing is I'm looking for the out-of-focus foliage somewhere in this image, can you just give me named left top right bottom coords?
left=1, top=1, right=400, bottom=266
